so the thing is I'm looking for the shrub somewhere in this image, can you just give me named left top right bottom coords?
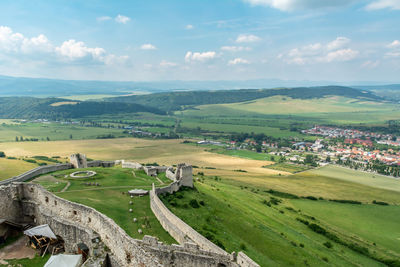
left=305, top=196, right=318, bottom=201
left=0, top=151, right=5, bottom=158
left=240, top=243, right=247, bottom=250
left=330, top=199, right=362, bottom=205
left=189, top=199, right=200, bottom=208
left=265, top=189, right=299, bottom=199
left=270, top=197, right=281, bottom=205
left=308, top=223, right=327, bottom=235
left=296, top=218, right=309, bottom=225
left=7, top=156, right=17, bottom=160
left=323, top=242, right=333, bottom=248
left=199, top=200, right=205, bottom=206
left=372, top=200, right=389, bottom=206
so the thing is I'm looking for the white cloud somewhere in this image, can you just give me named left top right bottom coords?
left=386, top=40, right=400, bottom=58
left=242, top=0, right=357, bottom=11
left=185, top=24, right=194, bottom=30
left=236, top=34, right=261, bottom=43
left=228, top=58, right=250, bottom=65
left=97, top=16, right=112, bottom=22
left=385, top=51, right=400, bottom=57
left=282, top=37, right=359, bottom=64
left=221, top=46, right=251, bottom=52
left=362, top=60, right=380, bottom=68
left=323, top=48, right=359, bottom=62
left=115, top=14, right=131, bottom=24
left=160, top=60, right=178, bottom=67
left=366, top=0, right=400, bottom=10
left=185, top=51, right=217, bottom=62
left=140, top=43, right=157, bottom=50
left=0, top=26, right=53, bottom=54
left=388, top=40, right=400, bottom=48
left=56, top=40, right=105, bottom=61
left=326, top=37, right=350, bottom=51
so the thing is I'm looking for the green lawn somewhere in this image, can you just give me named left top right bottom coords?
left=161, top=178, right=392, bottom=267
left=32, top=166, right=176, bottom=244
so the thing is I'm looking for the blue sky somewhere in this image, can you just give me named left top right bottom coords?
left=0, top=0, right=399, bottom=82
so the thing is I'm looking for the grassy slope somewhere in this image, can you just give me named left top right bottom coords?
left=162, top=178, right=390, bottom=267
left=310, top=165, right=400, bottom=193
left=292, top=200, right=400, bottom=256
left=32, top=166, right=176, bottom=244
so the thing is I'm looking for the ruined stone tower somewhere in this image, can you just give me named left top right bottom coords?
left=175, top=163, right=193, bottom=187
left=69, top=153, right=88, bottom=168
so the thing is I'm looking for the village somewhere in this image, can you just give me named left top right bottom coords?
left=197, top=125, right=400, bottom=178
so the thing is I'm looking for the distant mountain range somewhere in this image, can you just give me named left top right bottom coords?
left=0, top=86, right=381, bottom=119
left=0, top=74, right=399, bottom=97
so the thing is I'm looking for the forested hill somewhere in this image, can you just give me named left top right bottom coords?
left=0, top=97, right=165, bottom=119
left=106, top=86, right=380, bottom=112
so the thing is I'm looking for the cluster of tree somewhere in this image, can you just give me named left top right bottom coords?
left=15, top=136, right=49, bottom=141
left=106, top=86, right=380, bottom=112
left=337, top=158, right=400, bottom=177
left=0, top=97, right=165, bottom=120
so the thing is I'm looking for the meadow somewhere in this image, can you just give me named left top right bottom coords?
left=177, top=96, right=400, bottom=138
left=162, top=176, right=399, bottom=266
left=0, top=122, right=129, bottom=142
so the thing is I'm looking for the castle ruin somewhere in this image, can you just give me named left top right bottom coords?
left=0, top=157, right=259, bottom=267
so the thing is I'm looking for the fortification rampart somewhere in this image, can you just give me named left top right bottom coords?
left=0, top=159, right=259, bottom=266
left=150, top=184, right=228, bottom=255
left=0, top=163, right=72, bottom=186
left=0, top=183, right=239, bottom=266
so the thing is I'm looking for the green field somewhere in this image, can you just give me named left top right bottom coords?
left=263, top=163, right=311, bottom=173
left=0, top=158, right=37, bottom=181
left=0, top=123, right=130, bottom=142
left=162, top=176, right=399, bottom=266
left=205, top=146, right=280, bottom=161
left=310, top=165, right=400, bottom=193
left=32, top=166, right=176, bottom=244
left=175, top=96, right=400, bottom=138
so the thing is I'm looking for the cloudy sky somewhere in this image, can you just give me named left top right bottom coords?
left=0, top=0, right=399, bottom=82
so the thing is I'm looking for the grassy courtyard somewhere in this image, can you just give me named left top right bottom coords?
left=31, top=166, right=176, bottom=244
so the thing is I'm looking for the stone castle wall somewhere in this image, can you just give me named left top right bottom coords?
left=0, top=183, right=238, bottom=266
left=0, top=161, right=260, bottom=267
left=0, top=163, right=72, bottom=186
left=150, top=184, right=228, bottom=255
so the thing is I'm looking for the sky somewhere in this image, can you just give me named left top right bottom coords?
left=0, top=0, right=399, bottom=82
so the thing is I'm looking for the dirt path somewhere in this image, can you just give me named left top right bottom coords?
left=60, top=181, right=71, bottom=192
left=156, top=176, right=164, bottom=185
left=0, top=236, right=36, bottom=262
